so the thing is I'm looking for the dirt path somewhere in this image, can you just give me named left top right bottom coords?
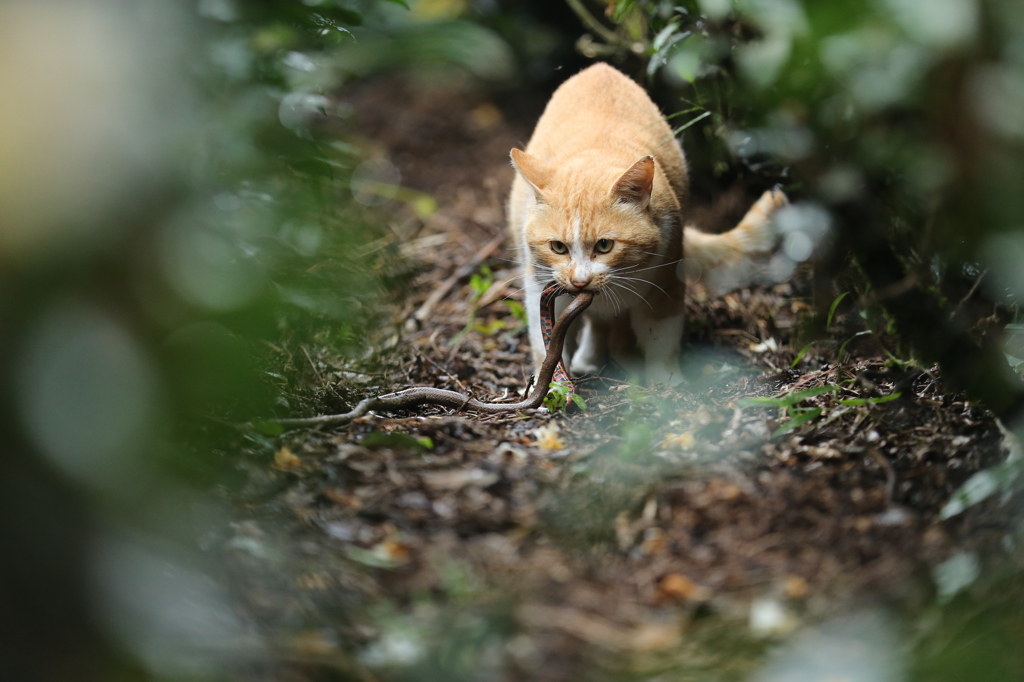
left=220, top=74, right=1013, bottom=681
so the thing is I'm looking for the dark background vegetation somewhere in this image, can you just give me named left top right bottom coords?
left=4, top=0, right=1024, bottom=680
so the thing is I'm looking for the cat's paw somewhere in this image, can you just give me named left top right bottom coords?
left=646, top=363, right=685, bottom=387
left=570, top=341, right=604, bottom=376
left=570, top=356, right=601, bottom=376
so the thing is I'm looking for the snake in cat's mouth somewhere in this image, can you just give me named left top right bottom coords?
left=271, top=283, right=593, bottom=429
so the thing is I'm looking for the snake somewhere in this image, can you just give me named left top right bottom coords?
left=275, top=283, right=593, bottom=428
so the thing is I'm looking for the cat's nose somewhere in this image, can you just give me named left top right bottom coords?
left=571, top=278, right=591, bottom=290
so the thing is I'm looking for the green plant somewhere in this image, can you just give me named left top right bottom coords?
left=503, top=299, right=527, bottom=333
left=543, top=381, right=587, bottom=413
left=738, top=385, right=840, bottom=437
left=469, top=264, right=493, bottom=302
left=454, top=265, right=530, bottom=344
left=450, top=264, right=494, bottom=347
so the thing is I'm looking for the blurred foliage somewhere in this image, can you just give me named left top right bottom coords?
left=7, top=0, right=1024, bottom=680
left=0, top=0, right=531, bottom=680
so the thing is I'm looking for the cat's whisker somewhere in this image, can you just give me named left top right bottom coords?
left=607, top=274, right=642, bottom=292
left=613, top=275, right=669, bottom=298
left=616, top=258, right=683, bottom=274
left=610, top=282, right=643, bottom=301
left=605, top=285, right=623, bottom=315
left=607, top=278, right=641, bottom=299
left=610, top=281, right=653, bottom=310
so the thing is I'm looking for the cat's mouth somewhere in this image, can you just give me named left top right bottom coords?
left=548, top=278, right=602, bottom=296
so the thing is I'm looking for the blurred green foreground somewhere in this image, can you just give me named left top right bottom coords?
left=4, top=0, right=1024, bottom=680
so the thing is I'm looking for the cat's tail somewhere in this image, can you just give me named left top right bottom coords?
left=681, top=188, right=789, bottom=296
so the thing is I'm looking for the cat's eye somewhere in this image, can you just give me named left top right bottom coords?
left=595, top=239, right=614, bottom=254
left=550, top=241, right=568, bottom=254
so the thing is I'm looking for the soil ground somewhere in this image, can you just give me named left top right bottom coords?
left=219, top=73, right=1015, bottom=681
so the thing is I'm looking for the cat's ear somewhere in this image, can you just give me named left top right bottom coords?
left=611, top=155, right=654, bottom=210
left=510, top=148, right=553, bottom=196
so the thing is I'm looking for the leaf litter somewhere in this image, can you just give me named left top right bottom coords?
left=215, top=74, right=1024, bottom=681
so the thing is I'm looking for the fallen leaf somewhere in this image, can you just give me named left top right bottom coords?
left=659, top=573, right=711, bottom=602
left=324, top=489, right=362, bottom=508
left=640, top=528, right=667, bottom=555
left=749, top=337, right=779, bottom=353
left=784, top=575, right=808, bottom=600
left=629, top=623, right=682, bottom=651
left=273, top=447, right=301, bottom=470
left=375, top=539, right=412, bottom=565
left=664, top=432, right=696, bottom=449
left=422, top=468, right=499, bottom=490
left=805, top=445, right=841, bottom=458
left=533, top=422, right=565, bottom=450
left=719, top=483, right=742, bottom=500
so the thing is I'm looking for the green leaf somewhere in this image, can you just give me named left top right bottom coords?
left=473, top=318, right=507, bottom=336
left=251, top=419, right=285, bottom=436
left=362, top=431, right=429, bottom=451
left=345, top=545, right=399, bottom=569
left=621, top=421, right=654, bottom=457
left=410, top=195, right=437, bottom=220
left=737, top=396, right=787, bottom=408
left=469, top=275, right=486, bottom=297
left=544, top=382, right=570, bottom=412
left=939, top=460, right=1022, bottom=519
left=469, top=264, right=493, bottom=301
left=838, top=330, right=872, bottom=363
left=504, top=300, right=527, bottom=325
left=607, top=0, right=638, bottom=23
left=839, top=392, right=902, bottom=406
left=543, top=392, right=566, bottom=412
left=382, top=0, right=410, bottom=7
left=791, top=340, right=838, bottom=370
left=826, top=291, right=850, bottom=330
left=783, top=385, right=840, bottom=404
left=790, top=342, right=814, bottom=369
left=672, top=110, right=711, bottom=135
left=571, top=393, right=587, bottom=410
left=652, top=20, right=681, bottom=52
left=664, top=106, right=705, bottom=121
left=739, top=385, right=839, bottom=412
left=934, top=552, right=980, bottom=603
left=772, top=407, right=822, bottom=437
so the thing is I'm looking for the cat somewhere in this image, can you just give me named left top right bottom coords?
left=508, top=62, right=787, bottom=385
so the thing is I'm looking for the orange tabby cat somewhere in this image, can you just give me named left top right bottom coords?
left=508, top=62, right=786, bottom=384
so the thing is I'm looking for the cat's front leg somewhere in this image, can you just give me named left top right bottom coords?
left=629, top=312, right=685, bottom=385
left=569, top=316, right=600, bottom=375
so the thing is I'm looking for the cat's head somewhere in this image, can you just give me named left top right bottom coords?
left=511, top=148, right=666, bottom=294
